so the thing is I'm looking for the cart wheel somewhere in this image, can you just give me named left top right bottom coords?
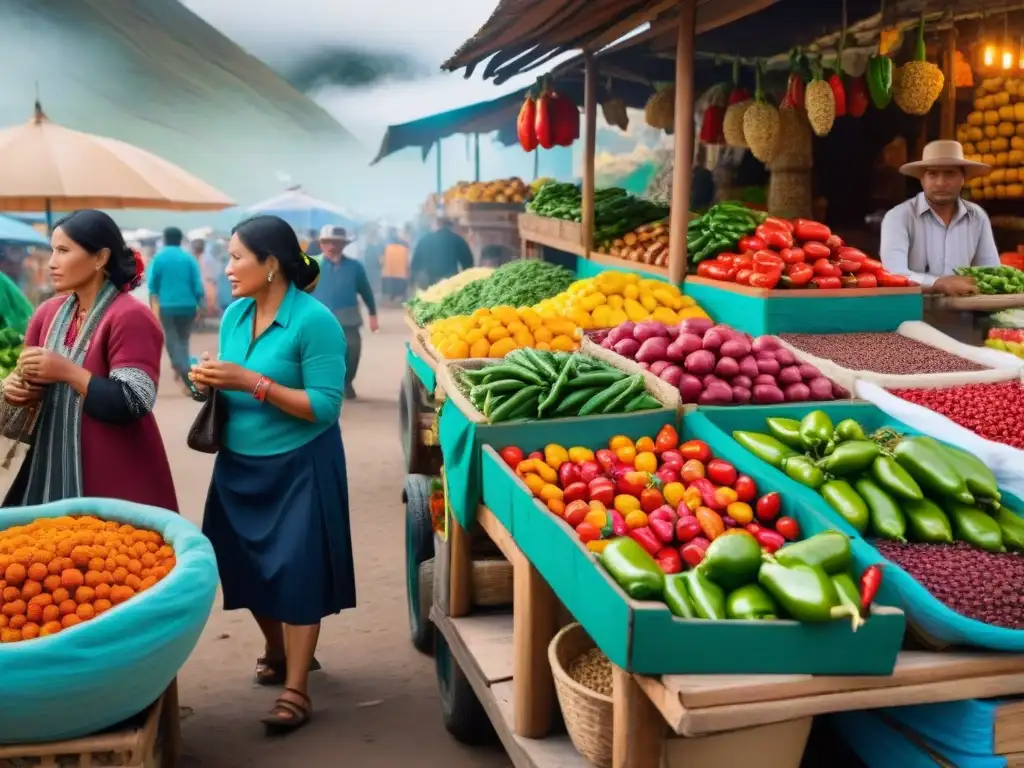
left=404, top=474, right=435, bottom=654
left=399, top=369, right=428, bottom=475
left=435, top=632, right=494, bottom=744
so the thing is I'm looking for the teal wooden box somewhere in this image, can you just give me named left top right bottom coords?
left=478, top=426, right=906, bottom=675
left=682, top=277, right=923, bottom=336
left=690, top=402, right=1024, bottom=651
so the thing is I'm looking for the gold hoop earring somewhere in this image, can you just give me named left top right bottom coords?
left=267, top=271, right=275, bottom=283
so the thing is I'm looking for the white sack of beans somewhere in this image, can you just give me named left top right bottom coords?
left=898, top=321, right=1024, bottom=373
left=855, top=380, right=1024, bottom=501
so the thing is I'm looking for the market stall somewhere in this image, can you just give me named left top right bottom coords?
left=398, top=1, right=1024, bottom=767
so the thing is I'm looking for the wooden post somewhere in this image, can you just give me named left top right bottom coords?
left=512, top=550, right=558, bottom=738
left=612, top=667, right=665, bottom=768
left=474, top=133, right=481, bottom=182
left=448, top=515, right=472, bottom=618
left=435, top=140, right=443, bottom=195
left=667, top=0, right=697, bottom=285
left=940, top=26, right=957, bottom=140
left=582, top=50, right=598, bottom=254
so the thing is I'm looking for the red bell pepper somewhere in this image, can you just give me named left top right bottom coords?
left=700, top=103, right=726, bottom=144
left=517, top=93, right=538, bottom=152
left=595, top=449, right=617, bottom=474
left=812, top=258, right=842, bottom=277
left=660, top=450, right=684, bottom=469
left=550, top=90, right=580, bottom=147
left=655, top=547, right=683, bottom=575
left=618, top=470, right=654, bottom=497
left=609, top=510, right=628, bottom=537
left=675, top=516, right=702, bottom=543
left=801, top=241, right=831, bottom=260
left=783, top=71, right=805, bottom=109
left=779, top=247, right=805, bottom=265
left=629, top=526, right=663, bottom=557
left=737, top=235, right=766, bottom=252
left=649, top=518, right=676, bottom=545
left=588, top=477, right=615, bottom=506
left=847, top=75, right=869, bottom=118
left=680, top=541, right=708, bottom=568
left=855, top=273, right=878, bottom=288
left=810, top=276, right=842, bottom=289
left=792, top=218, right=832, bottom=243
left=535, top=84, right=554, bottom=149
left=828, top=70, right=847, bottom=116
left=700, top=261, right=734, bottom=282
left=562, top=482, right=588, bottom=504
left=754, top=528, right=786, bottom=553
left=558, top=462, right=581, bottom=487
left=689, top=478, right=725, bottom=511
left=726, top=59, right=750, bottom=105
left=749, top=269, right=781, bottom=289
left=753, top=251, right=785, bottom=273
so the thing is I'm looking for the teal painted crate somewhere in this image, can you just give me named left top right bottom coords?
left=479, top=431, right=906, bottom=676
left=575, top=256, right=671, bottom=284
left=682, top=278, right=923, bottom=336
left=689, top=403, right=1024, bottom=651
left=406, top=342, right=436, bottom=392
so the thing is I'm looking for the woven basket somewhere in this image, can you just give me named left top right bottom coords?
left=549, top=623, right=613, bottom=768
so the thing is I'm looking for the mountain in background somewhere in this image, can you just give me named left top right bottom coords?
left=0, top=0, right=361, bottom=229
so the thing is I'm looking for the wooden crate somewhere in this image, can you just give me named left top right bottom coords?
left=0, top=683, right=180, bottom=768
left=518, top=213, right=563, bottom=240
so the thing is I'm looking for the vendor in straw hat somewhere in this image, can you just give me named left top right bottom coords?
left=880, top=140, right=1000, bottom=296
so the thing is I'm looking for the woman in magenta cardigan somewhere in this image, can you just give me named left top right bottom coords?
left=2, top=209, right=177, bottom=511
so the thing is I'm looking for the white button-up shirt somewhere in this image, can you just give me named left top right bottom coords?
left=880, top=192, right=1000, bottom=287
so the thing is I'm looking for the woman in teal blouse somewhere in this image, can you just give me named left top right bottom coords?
left=190, top=215, right=355, bottom=734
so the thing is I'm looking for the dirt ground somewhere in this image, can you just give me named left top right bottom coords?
left=37, top=307, right=510, bottom=767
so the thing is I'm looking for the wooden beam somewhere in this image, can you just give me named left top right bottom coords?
left=668, top=0, right=696, bottom=286
left=512, top=550, right=558, bottom=738
left=582, top=50, right=598, bottom=254
left=612, top=666, right=665, bottom=768
left=940, top=26, right=957, bottom=140
left=587, top=0, right=682, bottom=51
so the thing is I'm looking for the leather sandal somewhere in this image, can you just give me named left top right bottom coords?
left=254, top=653, right=322, bottom=686
left=261, top=688, right=311, bottom=734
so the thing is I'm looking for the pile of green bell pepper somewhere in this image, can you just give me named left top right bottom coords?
left=0, top=328, right=24, bottom=379
left=599, top=530, right=871, bottom=629
left=955, top=266, right=1024, bottom=295
left=733, top=411, right=1023, bottom=554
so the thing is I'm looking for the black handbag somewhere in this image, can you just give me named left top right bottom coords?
left=187, top=390, right=226, bottom=454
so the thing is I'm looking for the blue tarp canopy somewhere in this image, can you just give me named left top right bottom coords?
left=0, top=214, right=47, bottom=246
left=246, top=187, right=359, bottom=234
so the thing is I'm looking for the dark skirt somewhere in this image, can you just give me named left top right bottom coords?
left=202, top=424, right=356, bottom=625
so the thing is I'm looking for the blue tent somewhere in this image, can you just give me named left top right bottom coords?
left=246, top=187, right=359, bottom=234
left=0, top=215, right=48, bottom=247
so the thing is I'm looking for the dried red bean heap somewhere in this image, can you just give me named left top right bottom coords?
left=780, top=333, right=987, bottom=375
left=874, top=540, right=1024, bottom=629
left=890, top=381, right=1024, bottom=450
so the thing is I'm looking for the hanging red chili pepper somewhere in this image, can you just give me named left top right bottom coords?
left=847, top=75, right=869, bottom=117
left=550, top=89, right=580, bottom=147
left=781, top=48, right=806, bottom=109
left=700, top=103, right=725, bottom=143
left=727, top=59, right=750, bottom=104
left=859, top=564, right=883, bottom=618
left=828, top=22, right=848, bottom=116
left=535, top=79, right=555, bottom=150
left=517, top=90, right=538, bottom=152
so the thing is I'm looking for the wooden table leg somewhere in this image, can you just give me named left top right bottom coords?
left=613, top=667, right=664, bottom=768
left=512, top=550, right=557, bottom=738
left=448, top=515, right=472, bottom=618
left=160, top=678, right=183, bottom=768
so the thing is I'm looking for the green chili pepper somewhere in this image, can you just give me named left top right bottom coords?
left=866, top=54, right=893, bottom=109
left=489, top=385, right=541, bottom=423
left=624, top=393, right=661, bottom=412
left=758, top=560, right=842, bottom=623
left=765, top=417, right=805, bottom=449
left=817, top=440, right=882, bottom=476
left=519, top=347, right=559, bottom=380
left=599, top=537, right=666, bottom=600
left=682, top=568, right=726, bottom=620
left=601, top=374, right=645, bottom=414
left=903, top=498, right=954, bottom=544
left=782, top=455, right=826, bottom=489
left=996, top=508, right=1024, bottom=554
left=775, top=531, right=852, bottom=574
left=892, top=437, right=974, bottom=505
left=567, top=371, right=625, bottom=389
left=830, top=572, right=866, bottom=631
left=732, top=431, right=798, bottom=468
left=820, top=480, right=870, bottom=533
left=855, top=477, right=907, bottom=542
left=869, top=455, right=924, bottom=501
left=699, top=533, right=763, bottom=590
left=798, top=410, right=834, bottom=452
left=725, top=584, right=778, bottom=620
left=938, top=443, right=1001, bottom=503
left=663, top=573, right=698, bottom=619
left=537, top=356, right=574, bottom=416
left=473, top=363, right=545, bottom=386
left=552, top=386, right=602, bottom=416
left=834, top=418, right=867, bottom=443
left=947, top=503, right=1005, bottom=553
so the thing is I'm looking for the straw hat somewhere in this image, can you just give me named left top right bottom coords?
left=899, top=140, right=991, bottom=180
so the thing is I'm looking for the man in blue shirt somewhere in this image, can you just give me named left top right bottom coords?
left=311, top=225, right=378, bottom=399
left=148, top=226, right=205, bottom=390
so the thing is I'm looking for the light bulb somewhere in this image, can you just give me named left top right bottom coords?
left=984, top=45, right=996, bottom=66
left=1003, top=50, right=1014, bottom=69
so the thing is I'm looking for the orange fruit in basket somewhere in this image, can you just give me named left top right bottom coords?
left=70, top=546, right=91, bottom=568
left=94, top=583, right=111, bottom=601
left=84, top=570, right=104, bottom=588
left=42, top=574, right=61, bottom=592
left=61, top=568, right=83, bottom=590
left=4, top=563, right=26, bottom=585
left=75, top=603, right=95, bottom=621
left=21, top=622, right=39, bottom=640
left=2, top=586, right=19, bottom=602
left=58, top=599, right=77, bottom=616
left=47, top=558, right=63, bottom=575
left=25, top=602, right=43, bottom=623
left=111, top=567, right=128, bottom=585
left=110, top=585, right=135, bottom=605
left=26, top=562, right=47, bottom=582
left=75, top=586, right=95, bottom=604
left=51, top=588, right=70, bottom=605
left=20, top=580, right=42, bottom=600
left=41, top=605, right=59, bottom=624
left=2, top=599, right=25, bottom=617
left=39, top=621, right=61, bottom=637
left=8, top=615, right=26, bottom=631
left=1, top=628, right=22, bottom=643
left=0, top=615, right=7, bottom=629
left=94, top=598, right=112, bottom=615
left=61, top=614, right=82, bottom=629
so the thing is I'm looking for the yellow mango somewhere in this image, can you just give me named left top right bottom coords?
left=469, top=338, right=490, bottom=358
left=590, top=306, right=613, bottom=328
left=489, top=337, right=518, bottom=358
left=678, top=296, right=696, bottom=308
left=1000, top=123, right=1016, bottom=138
left=624, top=298, right=650, bottom=322
left=533, top=325, right=554, bottom=342
left=966, top=110, right=984, bottom=125
left=639, top=292, right=658, bottom=313
left=623, top=284, right=640, bottom=300
left=491, top=305, right=519, bottom=325
left=464, top=328, right=484, bottom=344
left=513, top=330, right=535, bottom=347
left=1008, top=183, right=1024, bottom=197
left=567, top=310, right=593, bottom=330
left=544, top=318, right=577, bottom=337
left=652, top=307, right=680, bottom=325
left=606, top=308, right=629, bottom=326
left=487, top=326, right=510, bottom=342
left=607, top=294, right=624, bottom=310
left=445, top=340, right=470, bottom=359
left=652, top=288, right=680, bottom=308
left=985, top=109, right=1001, bottom=125
left=678, top=306, right=710, bottom=320
left=550, top=335, right=576, bottom=352
left=518, top=308, right=543, bottom=329
left=580, top=292, right=607, bottom=311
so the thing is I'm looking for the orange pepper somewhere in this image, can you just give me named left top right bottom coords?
left=714, top=486, right=739, bottom=507
left=615, top=445, right=637, bottom=465
left=634, top=451, right=658, bottom=473
left=544, top=443, right=569, bottom=469
left=609, top=435, right=634, bottom=451
left=568, top=446, right=595, bottom=463
left=695, top=506, right=725, bottom=540
left=547, top=498, right=566, bottom=517
left=726, top=501, right=753, bottom=525
left=662, top=482, right=685, bottom=508
left=586, top=540, right=610, bottom=553
left=613, top=495, right=641, bottom=515
left=515, top=459, right=536, bottom=477
left=522, top=473, right=545, bottom=496
left=682, top=486, right=703, bottom=512
left=584, top=507, right=608, bottom=530
left=624, top=510, right=649, bottom=530
left=533, top=461, right=558, bottom=484
left=635, top=436, right=656, bottom=453
left=539, top=484, right=563, bottom=503
left=576, top=522, right=601, bottom=543
left=564, top=500, right=589, bottom=527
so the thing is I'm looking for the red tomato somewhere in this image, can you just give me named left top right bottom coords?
left=499, top=446, right=524, bottom=469
left=812, top=258, right=842, bottom=277
left=856, top=272, right=879, bottom=289
left=562, top=482, right=588, bottom=504
left=618, top=470, right=653, bottom=498
left=734, top=475, right=757, bottom=503
left=575, top=522, right=601, bottom=543
left=837, top=246, right=867, bottom=262
left=860, top=257, right=884, bottom=272
left=564, top=500, right=589, bottom=527
left=706, top=459, right=737, bottom=487
left=735, top=268, right=754, bottom=286
left=755, top=492, right=781, bottom=522
left=595, top=449, right=617, bottom=474
left=659, top=449, right=684, bottom=469
left=835, top=259, right=862, bottom=273
left=753, top=250, right=785, bottom=271
left=801, top=241, right=831, bottom=260
left=749, top=269, right=781, bottom=289
left=679, top=439, right=711, bottom=463
left=737, top=235, right=767, bottom=252
left=810, top=276, right=842, bottom=289
left=588, top=478, right=615, bottom=506
left=761, top=216, right=794, bottom=232
left=654, top=424, right=678, bottom=454
left=825, top=234, right=845, bottom=251
left=879, top=272, right=910, bottom=287
left=775, top=516, right=801, bottom=541
left=680, top=459, right=706, bottom=483
left=640, top=487, right=665, bottom=513
left=779, top=247, right=805, bottom=264
left=784, top=262, right=814, bottom=287
left=528, top=451, right=544, bottom=462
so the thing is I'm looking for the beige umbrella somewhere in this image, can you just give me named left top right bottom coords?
left=0, top=102, right=234, bottom=223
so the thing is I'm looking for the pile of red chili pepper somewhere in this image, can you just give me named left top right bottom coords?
left=890, top=381, right=1024, bottom=450
left=694, top=216, right=914, bottom=290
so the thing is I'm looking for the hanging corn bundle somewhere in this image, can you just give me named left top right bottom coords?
left=723, top=60, right=753, bottom=147
left=805, top=58, right=837, bottom=136
left=645, top=83, right=675, bottom=130
left=893, top=13, right=944, bottom=116
left=743, top=61, right=781, bottom=163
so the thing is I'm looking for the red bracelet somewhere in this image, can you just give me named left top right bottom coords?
left=253, top=375, right=272, bottom=402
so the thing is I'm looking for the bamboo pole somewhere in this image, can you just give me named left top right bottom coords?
left=582, top=50, right=597, bottom=254
left=668, top=0, right=697, bottom=285
left=939, top=26, right=957, bottom=140
left=435, top=140, right=443, bottom=195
